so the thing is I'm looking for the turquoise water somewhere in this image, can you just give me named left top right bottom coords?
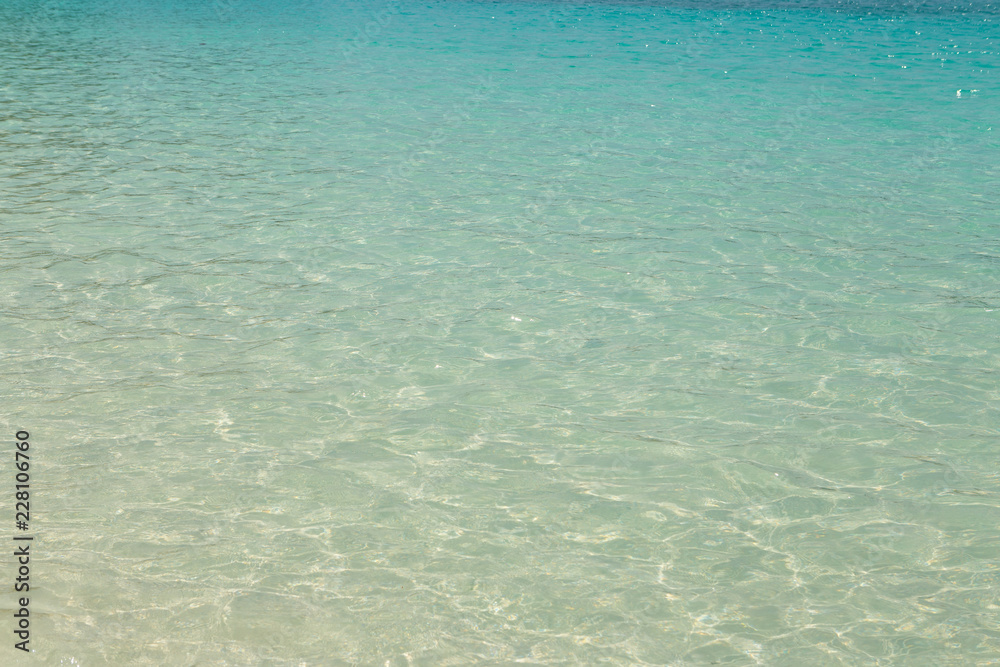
left=2, top=0, right=998, bottom=663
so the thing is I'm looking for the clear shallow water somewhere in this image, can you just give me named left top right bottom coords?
left=2, top=0, right=998, bottom=663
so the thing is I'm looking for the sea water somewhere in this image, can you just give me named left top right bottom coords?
left=1, top=0, right=998, bottom=663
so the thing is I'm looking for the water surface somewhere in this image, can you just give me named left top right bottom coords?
left=1, top=0, right=998, bottom=663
